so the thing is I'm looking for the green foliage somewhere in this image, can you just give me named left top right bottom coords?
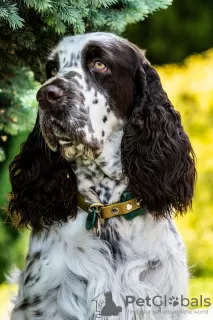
left=124, top=0, right=213, bottom=64
left=0, top=0, right=172, bottom=33
left=0, top=0, right=24, bottom=29
left=0, top=148, right=5, bottom=162
left=0, top=67, right=38, bottom=161
left=0, top=132, right=29, bottom=283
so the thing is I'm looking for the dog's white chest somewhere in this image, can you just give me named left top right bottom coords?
left=12, top=210, right=187, bottom=320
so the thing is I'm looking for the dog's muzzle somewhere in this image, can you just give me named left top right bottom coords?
left=36, top=80, right=102, bottom=159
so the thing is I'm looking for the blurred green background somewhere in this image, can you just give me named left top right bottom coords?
left=1, top=0, right=213, bottom=317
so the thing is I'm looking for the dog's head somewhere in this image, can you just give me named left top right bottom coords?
left=36, top=33, right=138, bottom=160
left=9, top=33, right=196, bottom=230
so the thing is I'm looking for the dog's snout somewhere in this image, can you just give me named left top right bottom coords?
left=36, top=85, right=64, bottom=108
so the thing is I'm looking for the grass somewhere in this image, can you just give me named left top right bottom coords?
left=0, top=278, right=213, bottom=318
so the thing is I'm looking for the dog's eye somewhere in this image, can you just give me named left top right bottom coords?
left=45, top=60, right=59, bottom=79
left=51, top=68, right=58, bottom=77
left=93, top=61, right=107, bottom=72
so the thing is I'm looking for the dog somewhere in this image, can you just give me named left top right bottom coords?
left=9, top=32, right=196, bottom=320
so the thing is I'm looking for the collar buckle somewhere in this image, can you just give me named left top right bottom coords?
left=89, top=203, right=104, bottom=238
left=89, top=202, right=104, bottom=213
left=86, top=203, right=104, bottom=237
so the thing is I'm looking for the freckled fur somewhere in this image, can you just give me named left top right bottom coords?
left=9, top=32, right=196, bottom=320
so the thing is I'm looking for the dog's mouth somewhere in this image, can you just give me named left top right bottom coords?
left=60, top=141, right=101, bottom=160
left=41, top=122, right=102, bottom=159
left=39, top=111, right=103, bottom=159
left=59, top=139, right=102, bottom=160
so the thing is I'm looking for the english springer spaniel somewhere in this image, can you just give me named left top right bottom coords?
left=9, top=33, right=196, bottom=320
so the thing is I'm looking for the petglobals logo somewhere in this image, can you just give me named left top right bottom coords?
left=125, top=295, right=211, bottom=308
left=92, top=291, right=122, bottom=319
left=92, top=292, right=211, bottom=319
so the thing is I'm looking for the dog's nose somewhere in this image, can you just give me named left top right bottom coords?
left=46, top=85, right=64, bottom=101
left=36, top=85, right=64, bottom=107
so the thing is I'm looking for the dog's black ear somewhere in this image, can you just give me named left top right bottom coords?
left=9, top=115, right=77, bottom=231
left=121, top=48, right=196, bottom=218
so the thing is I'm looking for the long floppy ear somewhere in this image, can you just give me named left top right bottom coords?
left=121, top=47, right=196, bottom=217
left=9, top=115, right=77, bottom=231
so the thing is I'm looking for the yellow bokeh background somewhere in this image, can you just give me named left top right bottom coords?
left=157, top=50, right=213, bottom=278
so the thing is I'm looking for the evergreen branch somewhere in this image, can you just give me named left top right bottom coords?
left=0, top=1, right=24, bottom=29
left=0, top=147, right=5, bottom=161
left=21, top=0, right=53, bottom=12
left=144, top=0, right=173, bottom=12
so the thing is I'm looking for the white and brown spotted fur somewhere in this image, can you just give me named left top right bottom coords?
left=9, top=33, right=196, bottom=320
